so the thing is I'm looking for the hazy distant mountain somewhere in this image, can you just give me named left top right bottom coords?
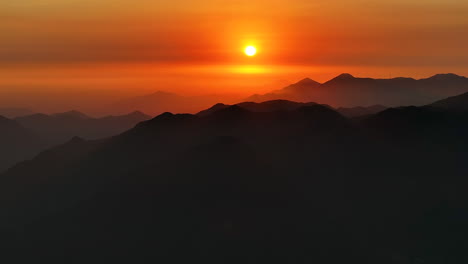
left=52, top=110, right=91, bottom=119
left=15, top=110, right=151, bottom=144
left=0, top=110, right=149, bottom=172
left=0, top=107, right=34, bottom=118
left=2, top=97, right=468, bottom=262
left=112, top=91, right=240, bottom=116
left=247, top=73, right=468, bottom=107
left=0, top=116, right=45, bottom=172
left=247, top=78, right=322, bottom=103
left=429, top=91, right=468, bottom=112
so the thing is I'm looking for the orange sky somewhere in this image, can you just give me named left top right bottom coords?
left=1, top=0, right=468, bottom=114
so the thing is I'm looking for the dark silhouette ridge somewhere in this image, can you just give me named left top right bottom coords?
left=1, top=95, right=468, bottom=263
left=424, top=73, right=467, bottom=81
left=197, top=100, right=330, bottom=117
left=137, top=112, right=197, bottom=129
left=325, top=73, right=356, bottom=83
left=200, top=100, right=382, bottom=118
left=246, top=73, right=468, bottom=107
left=197, top=103, right=229, bottom=116
left=336, top=105, right=388, bottom=117
left=429, top=91, right=468, bottom=112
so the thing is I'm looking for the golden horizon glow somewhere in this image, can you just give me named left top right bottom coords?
left=2, top=0, right=468, bottom=115
left=244, top=46, right=257, bottom=57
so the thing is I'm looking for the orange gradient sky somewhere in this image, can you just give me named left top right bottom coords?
left=1, top=0, right=468, bottom=113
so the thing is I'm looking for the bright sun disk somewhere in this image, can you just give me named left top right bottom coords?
left=244, top=46, right=257, bottom=56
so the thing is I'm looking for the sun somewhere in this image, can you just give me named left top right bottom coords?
left=244, top=46, right=257, bottom=57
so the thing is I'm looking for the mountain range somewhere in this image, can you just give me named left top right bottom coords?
left=0, top=111, right=150, bottom=173
left=59, top=73, right=467, bottom=117
left=15, top=110, right=151, bottom=144
left=197, top=100, right=388, bottom=118
left=2, top=92, right=468, bottom=262
left=247, top=73, right=468, bottom=107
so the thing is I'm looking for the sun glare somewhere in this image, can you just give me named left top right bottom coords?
left=244, top=46, right=257, bottom=57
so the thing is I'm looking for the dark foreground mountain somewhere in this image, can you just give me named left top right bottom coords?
left=247, top=73, right=468, bottom=107
left=15, top=110, right=151, bottom=145
left=336, top=105, right=387, bottom=117
left=196, top=100, right=331, bottom=116
left=1, top=99, right=468, bottom=263
left=198, top=100, right=385, bottom=118
left=429, top=91, right=468, bottom=112
left=0, top=116, right=45, bottom=172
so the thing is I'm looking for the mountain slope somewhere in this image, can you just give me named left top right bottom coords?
left=336, top=105, right=388, bottom=117
left=429, top=91, right=468, bottom=112
left=0, top=116, right=45, bottom=172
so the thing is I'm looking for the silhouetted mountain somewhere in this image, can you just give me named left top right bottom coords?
left=0, top=107, right=34, bottom=118
left=429, top=91, right=468, bottom=112
left=15, top=110, right=151, bottom=144
left=424, top=73, right=467, bottom=82
left=0, top=116, right=45, bottom=172
left=247, top=78, right=322, bottom=103
left=1, top=98, right=468, bottom=263
left=248, top=73, right=468, bottom=107
left=336, top=105, right=387, bottom=117
left=327, top=73, right=356, bottom=82
left=197, top=100, right=330, bottom=117
left=200, top=100, right=381, bottom=118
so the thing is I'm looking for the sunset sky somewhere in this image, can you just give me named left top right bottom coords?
left=1, top=0, right=468, bottom=113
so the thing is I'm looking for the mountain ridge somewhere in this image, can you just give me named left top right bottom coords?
left=2, top=94, right=468, bottom=262
left=246, top=73, right=468, bottom=107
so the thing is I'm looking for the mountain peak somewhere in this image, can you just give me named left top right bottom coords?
left=196, top=103, right=229, bottom=117
left=427, top=73, right=465, bottom=81
left=126, top=111, right=150, bottom=118
left=154, top=112, right=174, bottom=120
left=324, top=73, right=356, bottom=84
left=295, top=78, right=321, bottom=86
left=212, top=103, right=227, bottom=108
left=335, top=73, right=355, bottom=80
